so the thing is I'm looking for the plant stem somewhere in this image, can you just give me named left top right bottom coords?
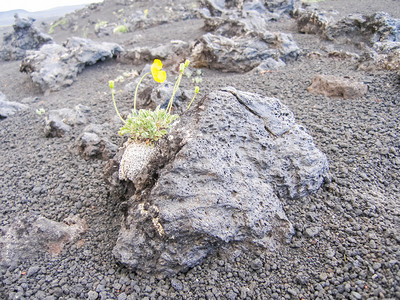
left=134, top=72, right=150, bottom=112
left=111, top=88, right=126, bottom=123
left=167, top=73, right=183, bottom=114
left=187, top=93, right=197, bottom=109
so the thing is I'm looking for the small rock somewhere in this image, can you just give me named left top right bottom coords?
left=250, top=258, right=263, bottom=270
left=27, top=265, right=40, bottom=277
left=307, top=75, right=368, bottom=99
left=170, top=278, right=183, bottom=291
left=88, top=291, right=99, bottom=300
left=305, top=226, right=322, bottom=238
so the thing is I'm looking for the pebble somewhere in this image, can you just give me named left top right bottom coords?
left=305, top=226, right=321, bottom=238
left=88, top=291, right=99, bottom=300
left=27, top=265, right=40, bottom=277
left=170, top=278, right=183, bottom=291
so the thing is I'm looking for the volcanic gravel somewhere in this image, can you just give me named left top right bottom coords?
left=0, top=0, right=399, bottom=299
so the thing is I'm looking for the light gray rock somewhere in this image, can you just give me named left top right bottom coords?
left=307, top=75, right=368, bottom=99
left=200, top=0, right=300, bottom=31
left=191, top=32, right=299, bottom=73
left=44, top=104, right=90, bottom=137
left=0, top=215, right=87, bottom=268
left=109, top=87, right=328, bottom=275
left=0, top=92, right=28, bottom=119
left=0, top=14, right=53, bottom=61
left=20, top=37, right=123, bottom=92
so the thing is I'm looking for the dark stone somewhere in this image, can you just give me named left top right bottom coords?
left=0, top=14, right=53, bottom=61
left=108, top=88, right=328, bottom=275
left=76, top=124, right=118, bottom=160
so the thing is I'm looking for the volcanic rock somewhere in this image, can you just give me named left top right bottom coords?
left=0, top=92, right=28, bottom=119
left=108, top=87, right=328, bottom=275
left=20, top=37, right=123, bottom=92
left=0, top=14, right=53, bottom=61
left=44, top=104, right=91, bottom=137
left=307, top=75, right=368, bottom=99
left=0, top=215, right=87, bottom=268
left=191, top=32, right=299, bottom=72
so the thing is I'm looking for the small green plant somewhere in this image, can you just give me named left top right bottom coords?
left=94, top=21, right=108, bottom=31
left=113, top=25, right=128, bottom=34
left=35, top=108, right=46, bottom=115
left=109, top=59, right=199, bottom=144
left=48, top=18, right=66, bottom=34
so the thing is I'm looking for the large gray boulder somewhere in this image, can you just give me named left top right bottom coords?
left=107, top=88, right=328, bottom=275
left=191, top=32, right=299, bottom=72
left=20, top=37, right=123, bottom=92
left=0, top=14, right=53, bottom=61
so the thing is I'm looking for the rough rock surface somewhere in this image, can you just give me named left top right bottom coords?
left=76, top=124, right=118, bottom=160
left=200, top=0, right=300, bottom=30
left=191, top=32, right=299, bottom=72
left=0, top=14, right=53, bottom=61
left=307, top=75, right=368, bottom=99
left=0, top=215, right=87, bottom=268
left=44, top=104, right=90, bottom=137
left=0, top=92, right=28, bottom=119
left=20, top=37, right=123, bottom=92
left=110, top=88, right=328, bottom=275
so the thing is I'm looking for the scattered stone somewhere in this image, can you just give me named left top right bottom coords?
left=26, top=265, right=40, bottom=277
left=122, top=40, right=190, bottom=66
left=0, top=92, right=28, bottom=119
left=250, top=258, right=263, bottom=270
left=170, top=278, right=184, bottom=291
left=191, top=32, right=299, bottom=73
left=201, top=0, right=300, bottom=34
left=44, top=104, right=90, bottom=137
left=307, top=75, right=368, bottom=99
left=76, top=124, right=118, bottom=160
left=110, top=88, right=328, bottom=275
left=296, top=10, right=331, bottom=36
left=0, top=215, right=87, bottom=267
left=20, top=37, right=123, bottom=92
left=0, top=14, right=53, bottom=61
left=305, top=226, right=322, bottom=238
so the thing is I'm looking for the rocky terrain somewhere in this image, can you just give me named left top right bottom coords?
left=0, top=0, right=399, bottom=299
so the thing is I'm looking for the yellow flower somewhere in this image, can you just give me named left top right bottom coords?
left=151, top=59, right=167, bottom=83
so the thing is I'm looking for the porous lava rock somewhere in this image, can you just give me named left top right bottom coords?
left=106, top=87, right=328, bottom=275
left=20, top=37, right=123, bottom=92
left=76, top=124, right=118, bottom=160
left=191, top=32, right=299, bottom=72
left=0, top=14, right=53, bottom=61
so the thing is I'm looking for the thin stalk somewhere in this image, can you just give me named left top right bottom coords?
left=167, top=73, right=183, bottom=114
left=187, top=94, right=197, bottom=109
left=111, top=88, right=126, bottom=123
left=134, top=72, right=150, bottom=112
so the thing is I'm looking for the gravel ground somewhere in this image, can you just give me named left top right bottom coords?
left=0, top=0, right=400, bottom=299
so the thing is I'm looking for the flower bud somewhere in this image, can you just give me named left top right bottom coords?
left=184, top=59, right=190, bottom=68
left=195, top=86, right=200, bottom=93
left=109, top=80, right=114, bottom=89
